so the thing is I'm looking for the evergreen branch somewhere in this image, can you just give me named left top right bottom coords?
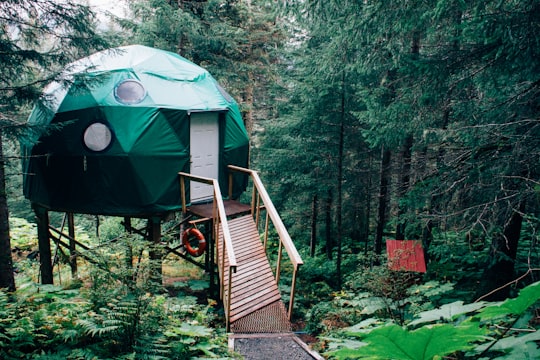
left=475, top=268, right=540, bottom=303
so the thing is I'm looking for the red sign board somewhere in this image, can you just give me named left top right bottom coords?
left=386, top=240, right=426, bottom=273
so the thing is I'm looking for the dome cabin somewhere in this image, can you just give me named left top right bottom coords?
left=22, top=45, right=249, bottom=216
left=22, top=45, right=250, bottom=285
left=21, top=47, right=304, bottom=334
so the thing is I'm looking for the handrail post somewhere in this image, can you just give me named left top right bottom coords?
left=276, top=240, right=283, bottom=285
left=180, top=175, right=187, bottom=214
left=228, top=172, right=233, bottom=199
left=212, top=194, right=223, bottom=299
left=250, top=185, right=257, bottom=216
left=219, top=213, right=226, bottom=301
left=255, top=193, right=261, bottom=228
left=288, top=266, right=299, bottom=320
left=226, top=265, right=235, bottom=331
left=263, top=211, right=269, bottom=251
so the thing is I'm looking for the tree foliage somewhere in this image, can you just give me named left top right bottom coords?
left=0, top=0, right=109, bottom=291
left=328, top=281, right=540, bottom=359
left=122, top=0, right=285, bottom=133
left=272, top=0, right=540, bottom=297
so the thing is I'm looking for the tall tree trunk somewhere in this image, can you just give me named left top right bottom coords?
left=243, top=76, right=254, bottom=136
left=416, top=145, right=433, bottom=256
left=477, top=205, right=524, bottom=301
left=242, top=0, right=255, bottom=136
left=0, top=132, right=15, bottom=291
left=325, top=189, right=333, bottom=260
left=396, top=31, right=420, bottom=240
left=364, top=152, right=373, bottom=254
left=396, top=134, right=413, bottom=240
left=310, top=194, right=318, bottom=257
left=336, top=71, right=345, bottom=289
left=374, top=146, right=391, bottom=262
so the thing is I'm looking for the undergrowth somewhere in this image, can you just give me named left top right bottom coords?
left=292, top=225, right=540, bottom=359
left=2, top=218, right=238, bottom=359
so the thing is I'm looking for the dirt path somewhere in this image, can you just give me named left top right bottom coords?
left=230, top=333, right=323, bottom=360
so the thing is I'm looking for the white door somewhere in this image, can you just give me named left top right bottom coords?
left=190, top=112, right=220, bottom=202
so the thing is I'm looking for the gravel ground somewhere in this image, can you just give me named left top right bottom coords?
left=233, top=335, right=319, bottom=360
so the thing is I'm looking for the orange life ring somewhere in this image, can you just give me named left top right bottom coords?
left=182, top=228, right=206, bottom=257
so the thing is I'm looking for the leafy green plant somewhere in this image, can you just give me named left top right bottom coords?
left=0, top=284, right=91, bottom=359
left=2, top=225, right=235, bottom=359
left=347, top=264, right=455, bottom=324
left=326, top=281, right=540, bottom=359
left=333, top=322, right=487, bottom=360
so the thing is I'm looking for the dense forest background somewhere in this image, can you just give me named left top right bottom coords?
left=1, top=0, right=539, bottom=359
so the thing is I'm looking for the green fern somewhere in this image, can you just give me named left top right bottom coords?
left=336, top=323, right=487, bottom=359
left=327, top=281, right=540, bottom=359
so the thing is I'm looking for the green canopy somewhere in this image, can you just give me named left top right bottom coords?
left=22, top=45, right=249, bottom=216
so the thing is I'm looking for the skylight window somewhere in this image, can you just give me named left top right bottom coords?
left=114, top=79, right=146, bottom=105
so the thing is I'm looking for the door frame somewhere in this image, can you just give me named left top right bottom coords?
left=189, top=111, right=222, bottom=203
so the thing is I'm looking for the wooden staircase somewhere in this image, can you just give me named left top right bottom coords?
left=179, top=166, right=303, bottom=333
left=219, top=215, right=291, bottom=333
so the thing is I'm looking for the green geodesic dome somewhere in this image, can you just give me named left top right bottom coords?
left=22, top=45, right=249, bottom=216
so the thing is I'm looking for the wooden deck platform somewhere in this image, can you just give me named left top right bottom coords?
left=218, top=215, right=290, bottom=332
left=188, top=200, right=251, bottom=219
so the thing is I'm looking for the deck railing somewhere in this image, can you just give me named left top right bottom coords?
left=178, top=172, right=237, bottom=331
left=227, top=165, right=303, bottom=320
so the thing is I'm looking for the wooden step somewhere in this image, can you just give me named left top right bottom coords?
left=217, top=215, right=289, bottom=330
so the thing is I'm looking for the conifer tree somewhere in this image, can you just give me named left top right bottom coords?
left=279, top=0, right=539, bottom=296
left=125, top=0, right=285, bottom=136
left=0, top=0, right=108, bottom=290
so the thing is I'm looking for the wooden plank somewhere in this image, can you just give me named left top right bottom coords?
left=220, top=234, right=259, bottom=248
left=229, top=270, right=273, bottom=293
left=233, top=258, right=272, bottom=273
left=188, top=200, right=251, bottom=219
left=230, top=294, right=283, bottom=321
left=215, top=214, right=289, bottom=325
left=230, top=236, right=262, bottom=249
left=232, top=289, right=279, bottom=309
left=233, top=246, right=266, bottom=259
left=231, top=253, right=266, bottom=266
left=231, top=230, right=259, bottom=240
left=229, top=279, right=270, bottom=296
left=231, top=285, right=277, bottom=310
left=233, top=265, right=276, bottom=283
left=232, top=278, right=279, bottom=299
left=231, top=294, right=282, bottom=318
left=231, top=234, right=260, bottom=247
left=231, top=280, right=276, bottom=300
left=236, top=256, right=270, bottom=270
left=231, top=239, right=262, bottom=252
left=232, top=246, right=266, bottom=258
left=229, top=248, right=266, bottom=261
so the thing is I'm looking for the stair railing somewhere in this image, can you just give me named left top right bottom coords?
left=227, top=165, right=303, bottom=320
left=178, top=172, right=237, bottom=331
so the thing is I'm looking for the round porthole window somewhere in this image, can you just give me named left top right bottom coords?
left=83, top=122, right=113, bottom=152
left=114, top=79, right=146, bottom=105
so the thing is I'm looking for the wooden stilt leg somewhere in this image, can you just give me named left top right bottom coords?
left=148, top=216, right=163, bottom=287
left=67, top=213, right=77, bottom=278
left=34, top=204, right=53, bottom=284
